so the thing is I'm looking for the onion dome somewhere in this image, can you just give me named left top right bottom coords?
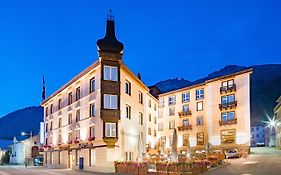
left=97, top=12, right=124, bottom=53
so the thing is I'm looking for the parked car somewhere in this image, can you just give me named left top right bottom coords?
left=256, top=142, right=265, bottom=147
left=225, top=149, right=241, bottom=158
left=33, top=157, right=43, bottom=166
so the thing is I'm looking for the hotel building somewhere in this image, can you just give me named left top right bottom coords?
left=41, top=15, right=252, bottom=173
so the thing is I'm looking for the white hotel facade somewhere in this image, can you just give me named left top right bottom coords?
left=41, top=16, right=252, bottom=173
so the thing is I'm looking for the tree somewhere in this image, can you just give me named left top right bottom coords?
left=1, top=151, right=10, bottom=164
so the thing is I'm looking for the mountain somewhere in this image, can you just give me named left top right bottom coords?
left=153, top=64, right=281, bottom=124
left=0, top=106, right=43, bottom=140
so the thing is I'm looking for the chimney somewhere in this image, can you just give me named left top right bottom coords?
left=137, top=73, right=142, bottom=80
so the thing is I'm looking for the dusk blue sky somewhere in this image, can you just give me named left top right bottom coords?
left=0, top=0, right=281, bottom=117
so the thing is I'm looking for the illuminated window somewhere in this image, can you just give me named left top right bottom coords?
left=221, top=111, right=235, bottom=121
left=169, top=107, right=175, bottom=116
left=105, top=122, right=116, bottom=137
left=221, top=94, right=235, bottom=104
left=197, top=101, right=203, bottom=111
left=183, top=134, right=189, bottom=146
left=196, top=89, right=204, bottom=100
left=222, top=79, right=234, bottom=87
left=159, top=97, right=165, bottom=107
left=182, top=92, right=190, bottom=103
left=148, top=128, right=151, bottom=135
left=183, top=119, right=189, bottom=126
left=197, top=132, right=204, bottom=145
left=221, top=129, right=235, bottom=144
left=104, top=94, right=118, bottom=109
left=183, top=105, right=189, bottom=113
left=104, top=65, right=118, bottom=81
left=125, top=152, right=133, bottom=161
left=90, top=149, right=96, bottom=166
left=168, top=96, right=176, bottom=106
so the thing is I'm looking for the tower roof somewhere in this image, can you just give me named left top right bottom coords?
left=97, top=12, right=124, bottom=53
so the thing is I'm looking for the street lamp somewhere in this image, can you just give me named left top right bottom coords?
left=21, top=131, right=32, bottom=138
left=264, top=115, right=280, bottom=147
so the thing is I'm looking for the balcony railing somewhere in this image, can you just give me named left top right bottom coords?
left=219, top=101, right=237, bottom=110
left=178, top=125, right=192, bottom=132
left=220, top=84, right=236, bottom=94
left=178, top=110, right=192, bottom=118
left=219, top=118, right=237, bottom=126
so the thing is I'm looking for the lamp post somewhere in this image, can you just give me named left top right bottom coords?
left=264, top=116, right=279, bottom=147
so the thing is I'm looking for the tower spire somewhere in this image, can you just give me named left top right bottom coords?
left=97, top=10, right=124, bottom=53
left=42, top=76, right=46, bottom=101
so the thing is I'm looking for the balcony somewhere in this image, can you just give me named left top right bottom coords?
left=219, top=101, right=237, bottom=110
left=220, top=84, right=236, bottom=94
left=219, top=118, right=237, bottom=126
left=178, top=110, right=192, bottom=118
left=178, top=125, right=192, bottom=132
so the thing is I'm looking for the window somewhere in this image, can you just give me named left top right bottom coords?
left=221, top=111, right=235, bottom=121
left=154, top=103, right=157, bottom=111
left=197, top=133, right=204, bottom=145
left=183, top=119, right=189, bottom=126
left=169, top=135, right=173, bottom=147
left=50, top=121, right=53, bottom=130
left=154, top=116, right=157, bottom=124
left=161, top=136, right=166, bottom=147
left=182, top=92, right=190, bottom=103
left=58, top=118, right=62, bottom=128
left=68, top=133, right=72, bottom=142
left=58, top=134, right=62, bottom=144
left=148, top=100, right=151, bottom=108
left=197, top=101, right=203, bottom=111
left=68, top=92, right=73, bottom=105
left=76, top=87, right=81, bottom=101
left=221, top=94, right=235, bottom=104
left=90, top=103, right=96, bottom=117
left=45, top=123, right=48, bottom=133
left=45, top=107, right=49, bottom=117
left=138, top=91, right=143, bottom=104
left=196, top=89, right=204, bottom=100
left=90, top=126, right=95, bottom=138
left=50, top=104, right=53, bottom=114
left=149, top=113, right=152, bottom=122
left=169, top=120, right=175, bottom=129
left=68, top=113, right=72, bottom=125
left=222, top=79, right=234, bottom=87
left=139, top=112, right=143, bottom=125
left=197, top=116, right=203, bottom=126
left=125, top=80, right=131, bottom=95
left=104, top=94, right=118, bottom=109
left=148, top=128, right=151, bottom=135
left=90, top=149, right=96, bottom=166
left=169, top=107, right=175, bottom=116
left=58, top=99, right=62, bottom=110
left=126, top=105, right=131, bottom=119
left=168, top=96, right=176, bottom=106
left=183, top=134, right=189, bottom=146
left=104, top=65, right=118, bottom=81
left=90, top=77, right=96, bottom=93
left=154, top=130, right=157, bottom=137
left=221, top=129, right=235, bottom=144
left=159, top=98, right=164, bottom=107
left=76, top=130, right=80, bottom=140
left=159, top=110, right=163, bottom=118
left=183, top=105, right=189, bottom=113
left=158, top=123, right=163, bottom=131
left=125, top=152, right=133, bottom=161
left=105, top=123, right=116, bottom=137
left=76, top=109, right=80, bottom=122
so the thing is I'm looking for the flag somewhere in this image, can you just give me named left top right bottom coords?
left=42, top=76, right=46, bottom=101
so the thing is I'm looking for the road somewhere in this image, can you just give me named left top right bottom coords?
left=1, top=147, right=281, bottom=175
left=204, top=147, right=281, bottom=175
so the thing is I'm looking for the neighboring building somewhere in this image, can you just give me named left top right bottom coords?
left=251, top=124, right=266, bottom=146
left=158, top=70, right=252, bottom=153
left=10, top=135, right=42, bottom=165
left=274, top=95, right=281, bottom=147
left=0, top=139, right=13, bottom=164
left=41, top=15, right=252, bottom=173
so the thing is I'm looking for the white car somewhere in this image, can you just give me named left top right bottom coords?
left=226, top=149, right=240, bottom=158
